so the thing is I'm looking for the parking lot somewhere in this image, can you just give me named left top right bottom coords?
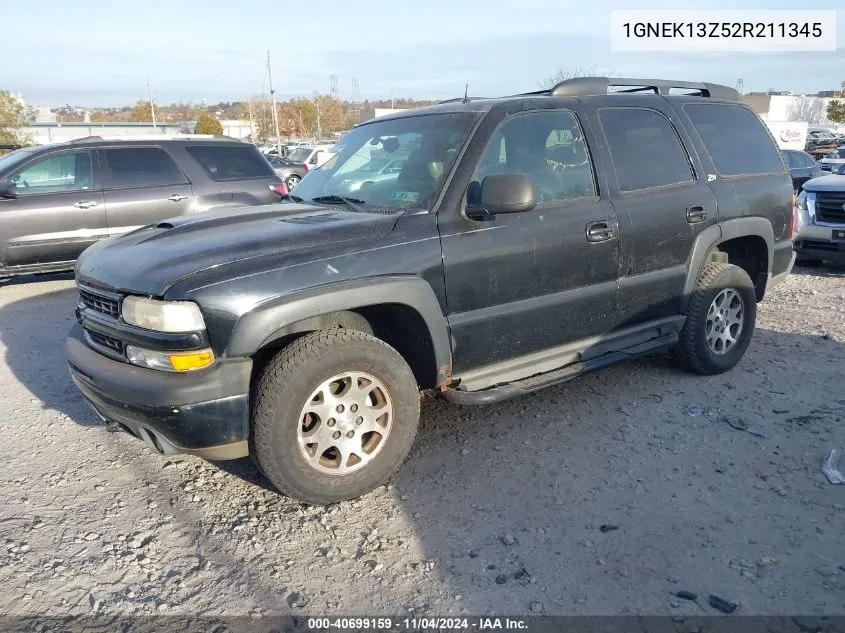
left=1, top=267, right=844, bottom=618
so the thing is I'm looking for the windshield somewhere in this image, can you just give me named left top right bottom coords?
left=290, top=112, right=479, bottom=211
left=288, top=148, right=313, bottom=163
left=0, top=147, right=39, bottom=176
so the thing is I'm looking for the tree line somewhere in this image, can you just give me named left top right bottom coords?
left=47, top=95, right=440, bottom=141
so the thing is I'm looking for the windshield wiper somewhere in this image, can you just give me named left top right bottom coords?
left=310, top=194, right=367, bottom=212
left=283, top=193, right=304, bottom=202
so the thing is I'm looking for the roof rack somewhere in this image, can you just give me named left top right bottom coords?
left=541, top=77, right=739, bottom=101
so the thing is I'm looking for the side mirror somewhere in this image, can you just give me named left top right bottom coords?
left=466, top=174, right=535, bottom=219
left=0, top=182, right=18, bottom=199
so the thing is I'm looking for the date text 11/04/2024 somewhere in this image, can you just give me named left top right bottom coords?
left=306, top=617, right=529, bottom=631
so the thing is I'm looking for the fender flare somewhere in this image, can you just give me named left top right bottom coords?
left=681, top=218, right=774, bottom=311
left=226, top=276, right=452, bottom=384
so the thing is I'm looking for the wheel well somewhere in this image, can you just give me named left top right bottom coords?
left=714, top=235, right=769, bottom=301
left=250, top=305, right=439, bottom=390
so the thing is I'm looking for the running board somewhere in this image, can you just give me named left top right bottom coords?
left=442, top=332, right=678, bottom=405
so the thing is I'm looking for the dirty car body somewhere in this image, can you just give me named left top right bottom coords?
left=67, top=77, right=795, bottom=502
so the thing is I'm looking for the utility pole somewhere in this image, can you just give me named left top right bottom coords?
left=267, top=51, right=282, bottom=156
left=147, top=77, right=157, bottom=131
left=313, top=91, right=322, bottom=140
left=391, top=85, right=395, bottom=110
left=247, top=98, right=256, bottom=143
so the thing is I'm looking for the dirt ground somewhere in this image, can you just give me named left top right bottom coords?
left=0, top=267, right=844, bottom=619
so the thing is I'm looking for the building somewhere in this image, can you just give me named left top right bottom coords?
left=23, top=122, right=185, bottom=145
left=742, top=93, right=844, bottom=127
left=357, top=108, right=406, bottom=124
left=21, top=120, right=255, bottom=145
left=218, top=120, right=252, bottom=140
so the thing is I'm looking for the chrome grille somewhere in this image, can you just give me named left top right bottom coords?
left=816, top=191, right=845, bottom=223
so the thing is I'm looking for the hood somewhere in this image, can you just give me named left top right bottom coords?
left=804, top=174, right=845, bottom=192
left=76, top=203, right=399, bottom=296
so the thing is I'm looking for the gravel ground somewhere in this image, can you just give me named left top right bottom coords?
left=0, top=267, right=844, bottom=619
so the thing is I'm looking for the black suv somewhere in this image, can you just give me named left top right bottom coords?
left=0, top=136, right=283, bottom=280
left=67, top=77, right=795, bottom=504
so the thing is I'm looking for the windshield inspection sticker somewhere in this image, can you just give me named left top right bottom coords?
left=391, top=191, right=420, bottom=202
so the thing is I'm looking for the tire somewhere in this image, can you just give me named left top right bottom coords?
left=252, top=329, right=419, bottom=504
left=670, top=263, right=757, bottom=376
left=285, top=174, right=301, bottom=190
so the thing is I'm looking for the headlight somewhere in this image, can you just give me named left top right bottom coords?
left=126, top=345, right=214, bottom=372
left=122, top=296, right=205, bottom=332
left=795, top=190, right=808, bottom=211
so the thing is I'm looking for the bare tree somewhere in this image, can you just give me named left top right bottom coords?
left=786, top=98, right=831, bottom=125
left=538, top=66, right=599, bottom=90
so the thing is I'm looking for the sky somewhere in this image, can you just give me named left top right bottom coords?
left=3, top=0, right=843, bottom=107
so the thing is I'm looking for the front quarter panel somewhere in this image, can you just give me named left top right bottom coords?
left=165, top=212, right=450, bottom=373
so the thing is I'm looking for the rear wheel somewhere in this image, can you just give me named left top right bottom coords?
left=252, top=329, right=419, bottom=504
left=285, top=174, right=301, bottom=190
left=671, top=263, right=756, bottom=375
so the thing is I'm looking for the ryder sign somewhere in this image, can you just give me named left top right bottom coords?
left=765, top=121, right=808, bottom=150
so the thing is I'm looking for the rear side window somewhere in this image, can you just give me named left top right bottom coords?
left=186, top=145, right=275, bottom=181
left=103, top=147, right=187, bottom=188
left=598, top=108, right=693, bottom=192
left=782, top=151, right=801, bottom=169
left=800, top=153, right=816, bottom=168
left=684, top=104, right=784, bottom=176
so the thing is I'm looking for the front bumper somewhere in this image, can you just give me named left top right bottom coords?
left=794, top=223, right=845, bottom=263
left=67, top=325, right=252, bottom=460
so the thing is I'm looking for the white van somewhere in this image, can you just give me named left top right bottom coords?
left=286, top=145, right=336, bottom=168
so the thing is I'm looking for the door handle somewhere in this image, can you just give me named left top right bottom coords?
left=586, top=220, right=616, bottom=243
left=168, top=194, right=188, bottom=202
left=686, top=205, right=707, bottom=223
left=73, top=201, right=98, bottom=209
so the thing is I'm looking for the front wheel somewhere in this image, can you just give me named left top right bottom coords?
left=252, top=329, right=420, bottom=504
left=671, top=263, right=757, bottom=375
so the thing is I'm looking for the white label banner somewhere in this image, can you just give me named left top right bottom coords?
left=611, top=10, right=837, bottom=52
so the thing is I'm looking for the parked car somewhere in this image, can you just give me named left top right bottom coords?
left=793, top=165, right=845, bottom=264
left=781, top=149, right=824, bottom=191
left=0, top=136, right=284, bottom=281
left=267, top=154, right=309, bottom=190
left=286, top=145, right=336, bottom=169
left=68, top=76, right=794, bottom=504
left=805, top=130, right=839, bottom=158
left=818, top=146, right=845, bottom=172
left=333, top=155, right=408, bottom=193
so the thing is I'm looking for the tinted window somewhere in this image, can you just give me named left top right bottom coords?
left=472, top=110, right=597, bottom=204
left=11, top=151, right=93, bottom=194
left=186, top=145, right=275, bottom=181
left=800, top=153, right=816, bottom=168
left=684, top=104, right=784, bottom=176
left=104, top=147, right=186, bottom=188
left=782, top=151, right=801, bottom=169
left=599, top=108, right=693, bottom=192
